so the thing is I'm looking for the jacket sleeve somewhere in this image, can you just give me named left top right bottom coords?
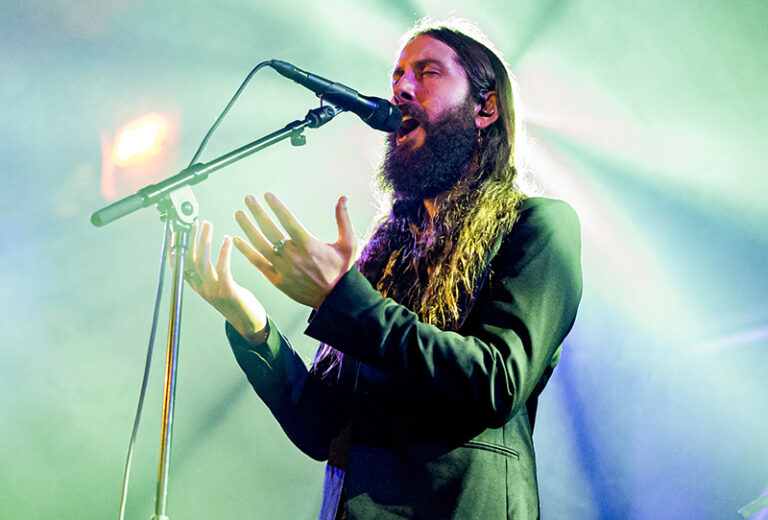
left=303, top=198, right=583, bottom=427
left=227, top=318, right=352, bottom=461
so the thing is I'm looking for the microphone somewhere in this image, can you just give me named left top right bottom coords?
left=269, top=60, right=402, bottom=132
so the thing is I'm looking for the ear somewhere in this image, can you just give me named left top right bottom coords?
left=475, top=91, right=498, bottom=129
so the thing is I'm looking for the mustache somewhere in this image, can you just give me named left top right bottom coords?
left=397, top=103, right=429, bottom=127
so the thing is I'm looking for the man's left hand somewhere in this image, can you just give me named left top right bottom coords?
left=233, top=193, right=358, bottom=310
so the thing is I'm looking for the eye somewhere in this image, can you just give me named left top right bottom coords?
left=421, top=70, right=439, bottom=77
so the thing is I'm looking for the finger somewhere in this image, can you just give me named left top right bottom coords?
left=264, top=192, right=311, bottom=246
left=235, top=209, right=279, bottom=260
left=334, top=196, right=356, bottom=248
left=233, top=236, right=280, bottom=285
left=244, top=195, right=286, bottom=244
left=197, top=220, right=217, bottom=281
left=216, top=235, right=235, bottom=286
left=184, top=220, right=199, bottom=271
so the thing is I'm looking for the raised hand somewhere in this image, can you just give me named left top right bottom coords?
left=233, top=193, right=357, bottom=310
left=182, top=220, right=268, bottom=345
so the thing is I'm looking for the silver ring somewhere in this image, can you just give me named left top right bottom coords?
left=272, top=239, right=286, bottom=254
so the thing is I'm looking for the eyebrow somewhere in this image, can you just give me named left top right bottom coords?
left=392, top=58, right=446, bottom=79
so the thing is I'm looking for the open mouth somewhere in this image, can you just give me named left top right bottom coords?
left=396, top=116, right=421, bottom=142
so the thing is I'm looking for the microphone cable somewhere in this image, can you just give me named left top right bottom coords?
left=188, top=61, right=272, bottom=167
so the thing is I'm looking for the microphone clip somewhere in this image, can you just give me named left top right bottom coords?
left=290, top=99, right=343, bottom=147
left=305, top=98, right=344, bottom=129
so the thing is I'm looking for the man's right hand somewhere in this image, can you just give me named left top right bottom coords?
left=182, top=220, right=269, bottom=346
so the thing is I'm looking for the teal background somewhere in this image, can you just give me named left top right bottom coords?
left=1, top=1, right=766, bottom=518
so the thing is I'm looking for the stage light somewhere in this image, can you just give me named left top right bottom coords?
left=113, top=113, right=167, bottom=166
left=100, top=111, right=178, bottom=200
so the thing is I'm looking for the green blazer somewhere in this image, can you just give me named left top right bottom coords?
left=227, top=197, right=583, bottom=519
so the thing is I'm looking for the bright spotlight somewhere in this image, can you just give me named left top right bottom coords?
left=101, top=111, right=178, bottom=201
left=113, top=113, right=167, bottom=166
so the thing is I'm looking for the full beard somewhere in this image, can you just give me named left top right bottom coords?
left=379, top=98, right=478, bottom=201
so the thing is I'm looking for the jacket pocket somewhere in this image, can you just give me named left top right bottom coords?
left=462, top=439, right=519, bottom=459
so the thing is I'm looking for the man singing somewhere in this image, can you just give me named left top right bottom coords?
left=182, top=20, right=582, bottom=520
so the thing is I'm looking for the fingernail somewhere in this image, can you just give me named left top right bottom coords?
left=342, top=196, right=348, bottom=207
left=245, top=195, right=256, bottom=205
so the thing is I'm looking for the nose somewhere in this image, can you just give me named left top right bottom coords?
left=392, top=73, right=416, bottom=104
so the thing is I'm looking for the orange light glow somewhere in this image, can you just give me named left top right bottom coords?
left=101, top=110, right=179, bottom=200
left=112, top=113, right=167, bottom=166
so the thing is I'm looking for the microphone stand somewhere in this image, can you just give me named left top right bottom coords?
left=152, top=188, right=196, bottom=520
left=92, top=100, right=343, bottom=520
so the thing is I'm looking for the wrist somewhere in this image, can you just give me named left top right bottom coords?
left=216, top=287, right=268, bottom=345
left=314, top=265, right=352, bottom=310
left=238, top=321, right=269, bottom=345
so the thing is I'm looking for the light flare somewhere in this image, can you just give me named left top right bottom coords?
left=112, top=113, right=167, bottom=166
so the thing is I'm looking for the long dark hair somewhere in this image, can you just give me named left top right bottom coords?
left=314, top=19, right=525, bottom=374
